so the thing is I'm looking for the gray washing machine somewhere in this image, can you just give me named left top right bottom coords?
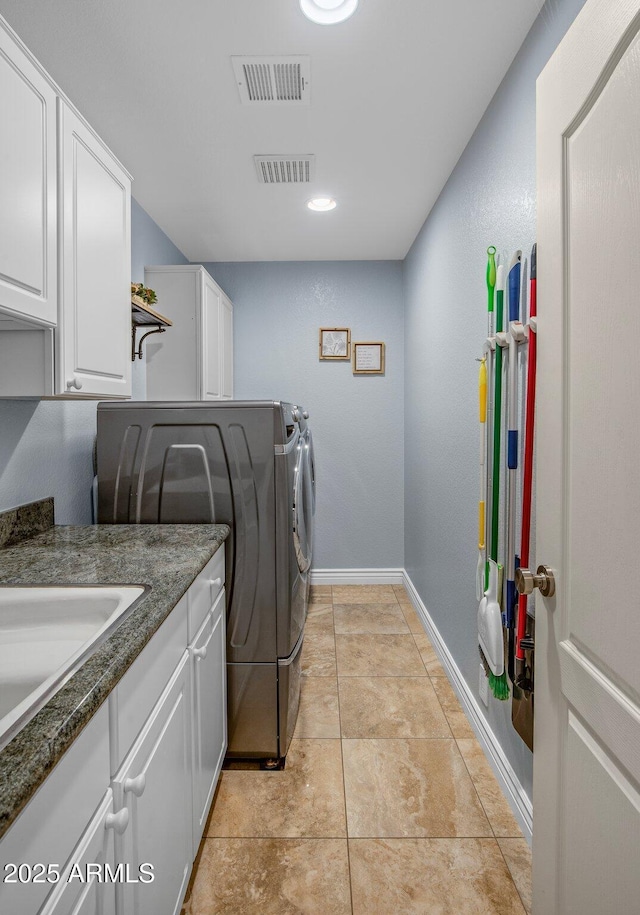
left=96, top=400, right=315, bottom=764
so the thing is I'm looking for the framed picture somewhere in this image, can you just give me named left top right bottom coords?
left=319, top=327, right=351, bottom=360
left=353, top=342, right=385, bottom=374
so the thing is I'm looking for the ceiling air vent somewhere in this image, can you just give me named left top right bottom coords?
left=232, top=56, right=310, bottom=106
left=254, top=155, right=315, bottom=185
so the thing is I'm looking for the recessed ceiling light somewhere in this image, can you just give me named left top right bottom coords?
left=307, top=197, right=337, bottom=211
left=300, top=0, right=359, bottom=26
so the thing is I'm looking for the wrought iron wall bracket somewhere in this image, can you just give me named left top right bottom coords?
left=131, top=324, right=167, bottom=361
left=130, top=296, right=172, bottom=362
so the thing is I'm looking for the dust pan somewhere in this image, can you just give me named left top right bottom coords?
left=478, top=559, right=505, bottom=678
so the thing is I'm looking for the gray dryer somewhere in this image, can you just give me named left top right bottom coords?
left=96, top=400, right=315, bottom=764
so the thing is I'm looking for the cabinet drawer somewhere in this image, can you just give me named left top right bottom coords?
left=0, top=703, right=110, bottom=915
left=110, top=595, right=188, bottom=773
left=188, top=547, right=225, bottom=641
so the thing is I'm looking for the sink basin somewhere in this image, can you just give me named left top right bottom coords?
left=0, top=585, right=146, bottom=749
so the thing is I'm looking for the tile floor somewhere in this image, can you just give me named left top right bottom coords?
left=182, top=585, right=532, bottom=915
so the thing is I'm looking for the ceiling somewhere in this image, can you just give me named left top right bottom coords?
left=0, top=0, right=543, bottom=262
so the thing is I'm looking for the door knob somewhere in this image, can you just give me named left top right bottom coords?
left=515, top=565, right=556, bottom=598
left=192, top=645, right=207, bottom=660
left=66, top=375, right=83, bottom=391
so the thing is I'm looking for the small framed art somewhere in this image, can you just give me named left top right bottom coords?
left=319, top=327, right=351, bottom=360
left=353, top=342, right=385, bottom=374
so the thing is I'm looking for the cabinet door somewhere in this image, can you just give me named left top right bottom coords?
left=144, top=268, right=199, bottom=401
left=0, top=23, right=57, bottom=325
left=201, top=277, right=222, bottom=400
left=190, top=589, right=227, bottom=850
left=39, top=791, right=117, bottom=915
left=113, top=652, right=192, bottom=915
left=0, top=703, right=110, bottom=915
left=221, top=293, right=233, bottom=400
left=58, top=101, right=131, bottom=398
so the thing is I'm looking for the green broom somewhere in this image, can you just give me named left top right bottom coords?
left=488, top=261, right=509, bottom=700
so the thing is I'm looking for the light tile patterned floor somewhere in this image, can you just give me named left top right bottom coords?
left=182, top=585, right=532, bottom=915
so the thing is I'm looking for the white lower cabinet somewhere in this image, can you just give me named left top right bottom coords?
left=190, top=588, right=227, bottom=849
left=0, top=548, right=227, bottom=915
left=0, top=703, right=110, bottom=915
left=113, top=652, right=192, bottom=915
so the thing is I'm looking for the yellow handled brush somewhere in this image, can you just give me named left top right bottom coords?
left=477, top=356, right=487, bottom=600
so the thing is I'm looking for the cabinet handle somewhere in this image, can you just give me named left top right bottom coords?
left=192, top=646, right=207, bottom=660
left=66, top=375, right=83, bottom=391
left=208, top=577, right=222, bottom=589
left=105, top=808, right=129, bottom=835
left=124, top=772, right=146, bottom=797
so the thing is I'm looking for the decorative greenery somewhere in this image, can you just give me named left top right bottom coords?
left=131, top=282, right=158, bottom=305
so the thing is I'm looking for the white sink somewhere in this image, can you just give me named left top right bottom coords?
left=0, top=586, right=146, bottom=749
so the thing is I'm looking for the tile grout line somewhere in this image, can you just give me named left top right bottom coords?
left=454, top=735, right=503, bottom=842
left=453, top=731, right=526, bottom=842
left=494, top=838, right=530, bottom=915
left=331, top=588, right=356, bottom=915
left=454, top=737, right=526, bottom=848
left=403, top=604, right=460, bottom=741
left=202, top=834, right=350, bottom=840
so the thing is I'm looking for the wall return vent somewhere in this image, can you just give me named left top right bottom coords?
left=254, top=155, right=315, bottom=184
left=232, top=56, right=310, bottom=105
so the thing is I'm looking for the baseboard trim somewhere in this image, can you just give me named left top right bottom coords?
left=402, top=571, right=533, bottom=843
left=310, top=568, right=404, bottom=585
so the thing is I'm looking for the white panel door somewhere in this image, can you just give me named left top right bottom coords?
left=0, top=23, right=57, bottom=325
left=59, top=101, right=131, bottom=397
left=535, top=1, right=640, bottom=912
left=39, top=791, right=117, bottom=915
left=114, top=652, right=192, bottom=915
left=201, top=276, right=222, bottom=400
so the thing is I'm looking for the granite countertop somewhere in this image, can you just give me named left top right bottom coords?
left=0, top=520, right=229, bottom=839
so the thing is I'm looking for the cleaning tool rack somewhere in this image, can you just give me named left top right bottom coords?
left=477, top=244, right=536, bottom=749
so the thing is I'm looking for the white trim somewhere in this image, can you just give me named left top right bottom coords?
left=402, top=570, right=533, bottom=844
left=310, top=568, right=404, bottom=585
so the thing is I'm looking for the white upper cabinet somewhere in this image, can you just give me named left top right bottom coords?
left=0, top=15, right=132, bottom=399
left=145, top=265, right=234, bottom=401
left=0, top=23, right=57, bottom=326
left=58, top=102, right=131, bottom=398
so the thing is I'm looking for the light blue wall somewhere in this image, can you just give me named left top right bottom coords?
left=0, top=199, right=187, bottom=522
left=131, top=198, right=188, bottom=399
left=0, top=400, right=100, bottom=523
left=204, top=261, right=404, bottom=570
left=403, top=0, right=587, bottom=801
left=131, top=198, right=188, bottom=281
